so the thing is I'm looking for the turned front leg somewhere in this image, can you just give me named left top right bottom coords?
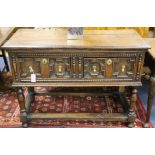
left=28, top=87, right=35, bottom=102
left=144, top=77, right=155, bottom=128
left=128, top=89, right=138, bottom=128
left=25, top=87, right=35, bottom=112
left=17, top=87, right=28, bottom=128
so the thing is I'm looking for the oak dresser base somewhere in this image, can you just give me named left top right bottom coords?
left=2, top=29, right=149, bottom=128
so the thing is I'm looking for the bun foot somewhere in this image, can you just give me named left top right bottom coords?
left=144, top=123, right=149, bottom=128
left=128, top=123, right=134, bottom=128
left=22, top=123, right=28, bottom=128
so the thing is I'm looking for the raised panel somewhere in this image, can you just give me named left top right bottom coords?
left=84, top=57, right=136, bottom=80
left=18, top=58, right=41, bottom=79
left=84, top=58, right=105, bottom=79
left=40, top=58, right=49, bottom=78
left=49, top=57, right=71, bottom=78
left=112, top=58, right=135, bottom=79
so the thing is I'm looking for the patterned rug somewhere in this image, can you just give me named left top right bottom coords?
left=0, top=88, right=153, bottom=128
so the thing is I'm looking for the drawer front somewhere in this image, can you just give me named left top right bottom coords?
left=16, top=57, right=72, bottom=81
left=84, top=57, right=136, bottom=79
left=18, top=58, right=42, bottom=78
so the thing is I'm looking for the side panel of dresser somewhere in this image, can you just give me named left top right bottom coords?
left=7, top=49, right=145, bottom=87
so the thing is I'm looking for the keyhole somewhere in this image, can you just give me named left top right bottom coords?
left=29, top=66, right=34, bottom=73
left=122, top=65, right=126, bottom=73
left=93, top=65, right=97, bottom=72
left=58, top=65, right=62, bottom=72
left=42, top=58, right=48, bottom=64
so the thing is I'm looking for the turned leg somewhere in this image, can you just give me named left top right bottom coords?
left=25, top=87, right=35, bottom=112
left=144, top=77, right=155, bottom=128
left=128, top=89, right=138, bottom=128
left=28, top=87, right=35, bottom=103
left=17, top=87, right=28, bottom=128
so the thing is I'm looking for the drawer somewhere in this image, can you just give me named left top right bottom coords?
left=84, top=57, right=136, bottom=80
left=11, top=54, right=138, bottom=82
left=16, top=57, right=72, bottom=81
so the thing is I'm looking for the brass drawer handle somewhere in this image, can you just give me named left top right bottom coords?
left=121, top=65, right=126, bottom=73
left=92, top=65, right=97, bottom=73
left=29, top=66, right=34, bottom=73
left=106, top=59, right=112, bottom=65
left=41, top=58, right=48, bottom=64
left=58, top=65, right=62, bottom=72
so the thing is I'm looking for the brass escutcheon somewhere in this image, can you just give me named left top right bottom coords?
left=41, top=58, right=48, bottom=64
left=29, top=66, right=34, bottom=73
left=92, top=65, right=97, bottom=73
left=106, top=59, right=112, bottom=65
left=121, top=65, right=126, bottom=73
left=58, top=65, right=62, bottom=72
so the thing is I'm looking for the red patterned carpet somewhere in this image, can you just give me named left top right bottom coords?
left=0, top=88, right=153, bottom=128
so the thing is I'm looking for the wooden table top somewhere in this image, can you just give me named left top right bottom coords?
left=2, top=29, right=150, bottom=50
left=0, top=27, right=16, bottom=55
left=144, top=38, right=155, bottom=58
left=0, top=28, right=16, bottom=46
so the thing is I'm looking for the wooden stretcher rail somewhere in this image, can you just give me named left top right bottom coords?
left=27, top=113, right=128, bottom=122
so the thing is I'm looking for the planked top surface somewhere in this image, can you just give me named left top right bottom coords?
left=0, top=27, right=16, bottom=54
left=0, top=27, right=16, bottom=46
left=144, top=38, right=155, bottom=58
left=2, top=29, right=150, bottom=50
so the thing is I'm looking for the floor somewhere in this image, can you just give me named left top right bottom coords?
left=138, top=81, right=155, bottom=126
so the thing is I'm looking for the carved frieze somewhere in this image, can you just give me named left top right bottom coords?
left=49, top=57, right=71, bottom=78
left=84, top=58, right=105, bottom=78
left=9, top=51, right=143, bottom=84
